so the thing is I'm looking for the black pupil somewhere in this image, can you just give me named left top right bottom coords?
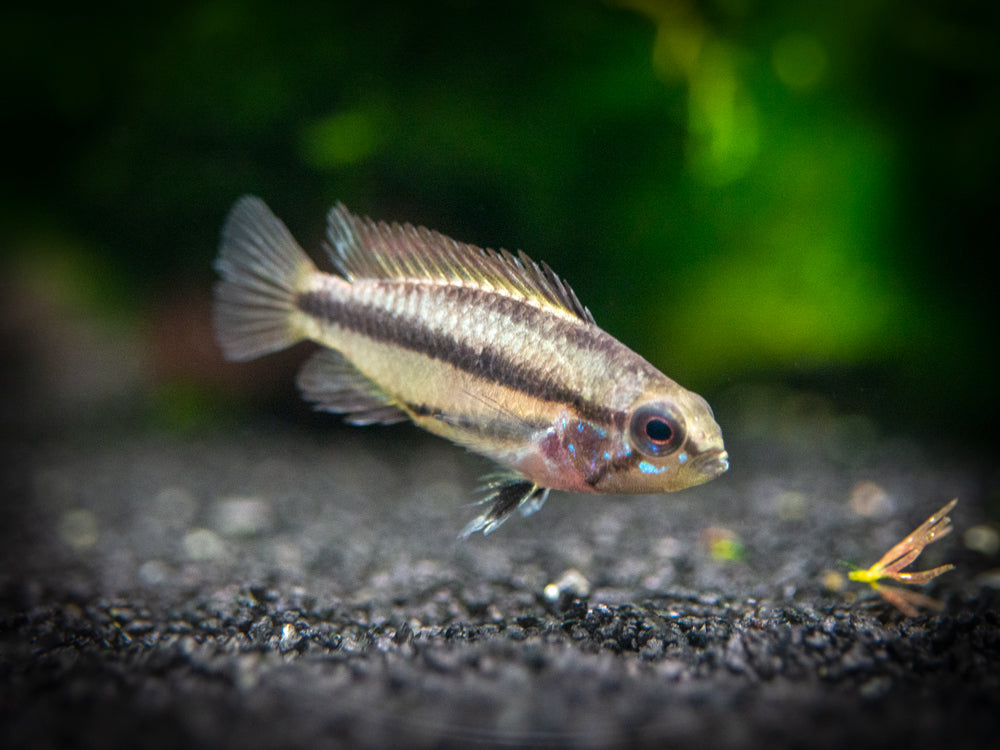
left=645, top=418, right=673, bottom=443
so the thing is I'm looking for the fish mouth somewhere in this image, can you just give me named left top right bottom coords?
left=694, top=449, right=729, bottom=477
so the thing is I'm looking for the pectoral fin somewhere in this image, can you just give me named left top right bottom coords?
left=460, top=472, right=550, bottom=537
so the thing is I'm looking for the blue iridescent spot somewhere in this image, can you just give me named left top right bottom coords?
left=603, top=451, right=611, bottom=461
left=567, top=443, right=576, bottom=455
left=638, top=460, right=667, bottom=475
left=678, top=453, right=688, bottom=464
left=577, top=423, right=585, bottom=433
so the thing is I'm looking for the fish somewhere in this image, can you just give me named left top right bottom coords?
left=213, top=196, right=728, bottom=536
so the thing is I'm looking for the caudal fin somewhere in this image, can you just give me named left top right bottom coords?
left=213, top=196, right=316, bottom=361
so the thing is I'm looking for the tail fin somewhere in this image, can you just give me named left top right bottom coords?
left=213, top=196, right=317, bottom=361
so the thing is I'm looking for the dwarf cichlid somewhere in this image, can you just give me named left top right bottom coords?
left=213, top=197, right=728, bottom=535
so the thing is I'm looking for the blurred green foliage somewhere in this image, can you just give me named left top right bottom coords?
left=2, top=0, right=997, bottom=439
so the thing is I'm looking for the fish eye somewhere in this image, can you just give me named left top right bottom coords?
left=629, top=404, right=685, bottom=458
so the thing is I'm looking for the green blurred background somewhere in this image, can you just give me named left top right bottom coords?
left=2, top=0, right=997, bottom=443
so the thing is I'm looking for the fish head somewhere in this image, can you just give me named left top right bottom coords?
left=596, top=383, right=728, bottom=494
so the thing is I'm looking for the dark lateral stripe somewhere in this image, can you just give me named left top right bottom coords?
left=404, top=401, right=550, bottom=443
left=297, top=288, right=619, bottom=424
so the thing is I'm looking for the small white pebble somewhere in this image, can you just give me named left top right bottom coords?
left=184, top=528, right=224, bottom=560
left=654, top=536, right=683, bottom=559
left=964, top=525, right=1000, bottom=556
left=280, top=622, right=300, bottom=651
left=58, top=508, right=98, bottom=550
left=138, top=560, right=169, bottom=586
left=212, top=496, right=272, bottom=537
left=543, top=568, right=591, bottom=602
left=775, top=490, right=808, bottom=520
left=849, top=481, right=893, bottom=517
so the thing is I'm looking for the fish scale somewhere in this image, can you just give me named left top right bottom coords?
left=213, top=196, right=728, bottom=535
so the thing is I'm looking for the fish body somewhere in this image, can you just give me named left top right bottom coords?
left=213, top=197, right=728, bottom=534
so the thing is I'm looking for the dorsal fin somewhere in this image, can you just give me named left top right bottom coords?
left=325, top=203, right=596, bottom=325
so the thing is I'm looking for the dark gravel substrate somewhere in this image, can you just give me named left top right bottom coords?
left=2, top=390, right=998, bottom=749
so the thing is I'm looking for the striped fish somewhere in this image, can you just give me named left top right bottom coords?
left=213, top=197, right=728, bottom=536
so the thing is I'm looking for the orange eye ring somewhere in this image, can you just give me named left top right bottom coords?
left=629, top=404, right=685, bottom=457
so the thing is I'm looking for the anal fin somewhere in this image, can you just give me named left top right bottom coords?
left=460, top=472, right=551, bottom=537
left=296, top=349, right=409, bottom=425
